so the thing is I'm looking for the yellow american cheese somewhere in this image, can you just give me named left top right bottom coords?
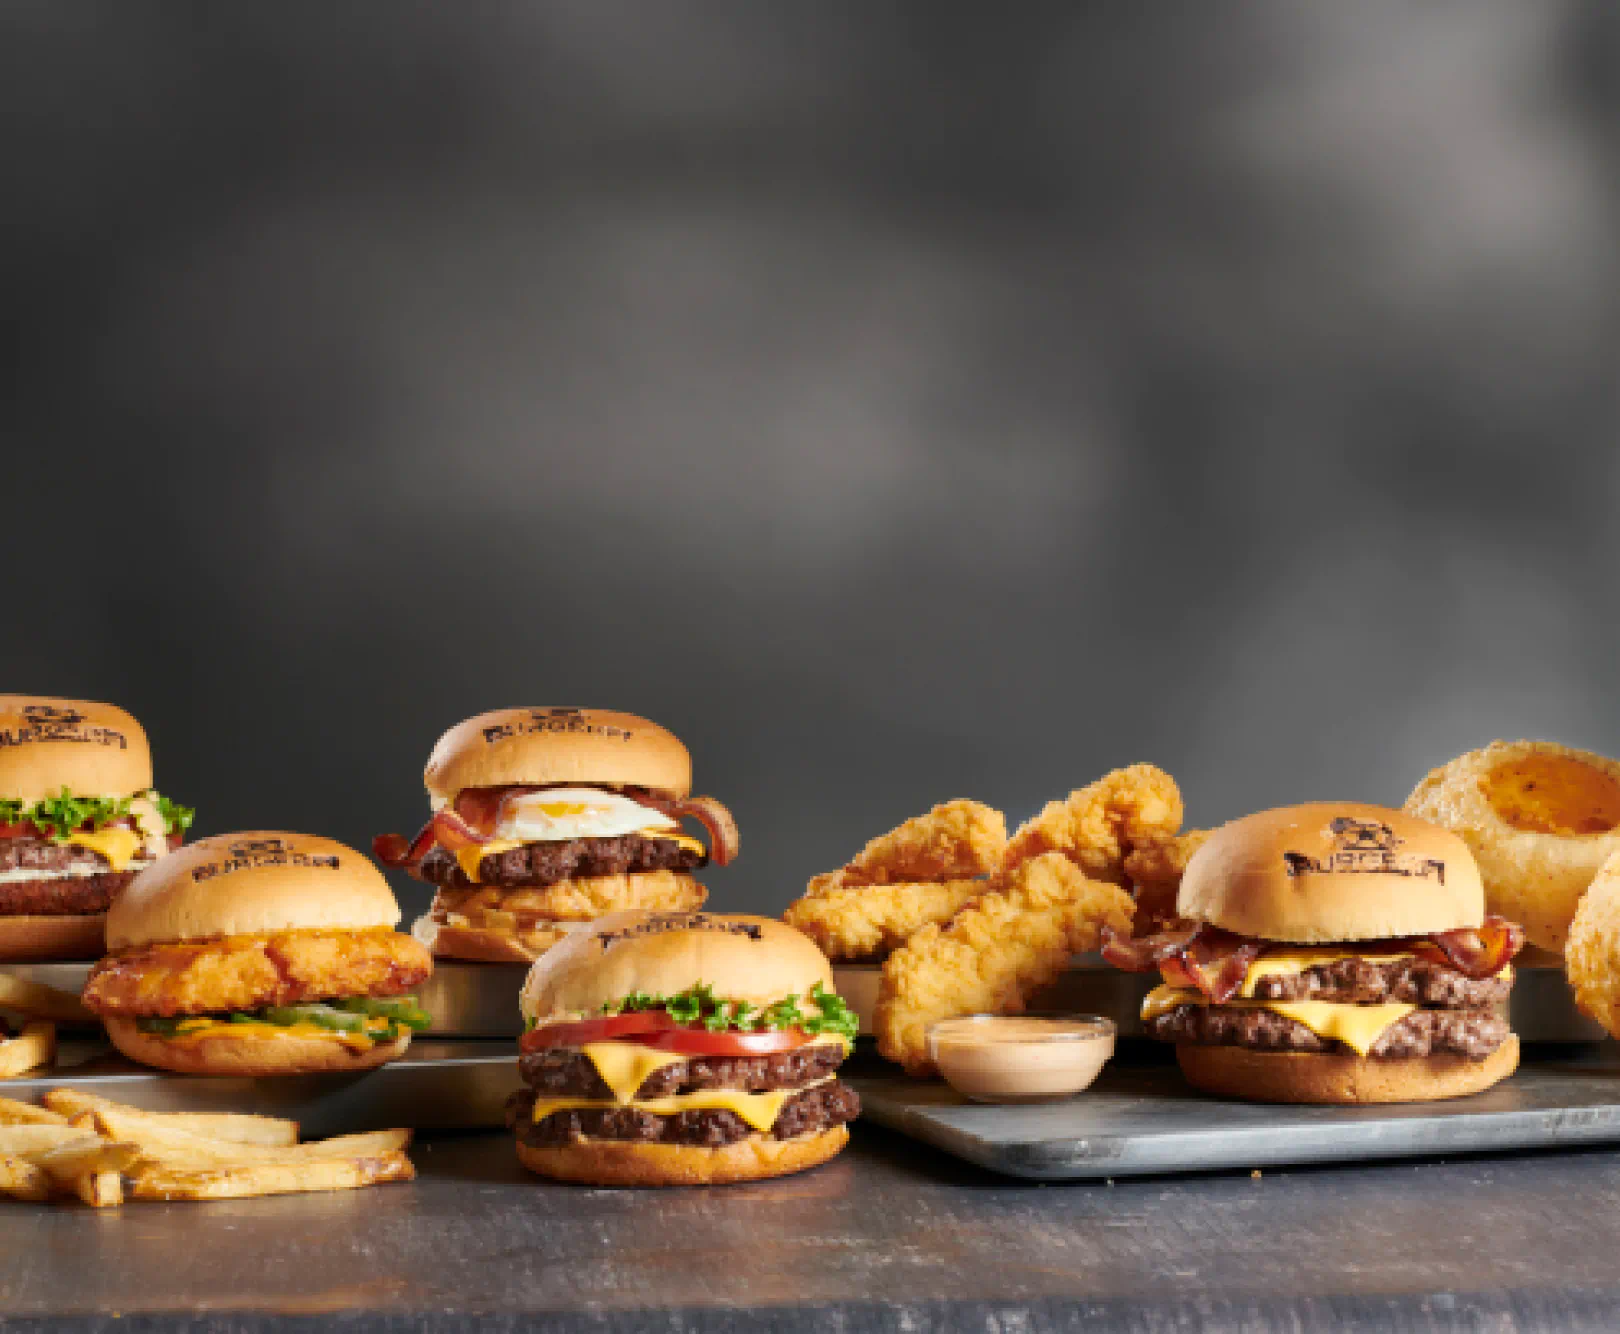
left=1139, top=984, right=1415, bottom=1056
left=163, top=1019, right=380, bottom=1051
left=62, top=825, right=143, bottom=872
left=581, top=1041, right=688, bottom=1103
left=529, top=1077, right=834, bottom=1134
left=1237, top=949, right=1414, bottom=998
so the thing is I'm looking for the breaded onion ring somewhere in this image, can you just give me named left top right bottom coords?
left=1405, top=740, right=1620, bottom=952
left=1564, top=849, right=1620, bottom=1036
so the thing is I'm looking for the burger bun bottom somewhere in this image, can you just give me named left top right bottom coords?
left=103, top=1017, right=411, bottom=1077
left=516, top=1124, right=849, bottom=1187
left=1176, top=1034, right=1519, bottom=1105
left=0, top=913, right=106, bottom=961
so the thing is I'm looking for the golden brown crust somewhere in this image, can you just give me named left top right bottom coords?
left=82, top=927, right=433, bottom=1017
left=413, top=914, right=576, bottom=964
left=1564, top=850, right=1620, bottom=1035
left=1175, top=1034, right=1519, bottom=1104
left=1002, top=764, right=1183, bottom=885
left=0, top=912, right=106, bottom=962
left=432, top=871, right=706, bottom=923
left=1406, top=740, right=1620, bottom=953
left=514, top=1125, right=849, bottom=1187
left=424, top=708, right=691, bottom=800
left=0, top=696, right=152, bottom=803
left=783, top=879, right=988, bottom=962
left=874, top=853, right=1134, bottom=1076
left=1179, top=803, right=1484, bottom=943
left=839, top=800, right=1007, bottom=885
left=103, top=1017, right=411, bottom=1076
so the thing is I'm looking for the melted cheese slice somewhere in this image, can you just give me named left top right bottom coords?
left=529, top=1077, right=834, bottom=1134
left=1140, top=985, right=1416, bottom=1057
left=162, top=1019, right=379, bottom=1051
left=62, top=825, right=143, bottom=872
left=581, top=1041, right=688, bottom=1102
left=455, top=831, right=706, bottom=884
left=1238, top=949, right=1414, bottom=998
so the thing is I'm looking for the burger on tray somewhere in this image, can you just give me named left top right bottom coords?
left=1105, top=803, right=1524, bottom=1104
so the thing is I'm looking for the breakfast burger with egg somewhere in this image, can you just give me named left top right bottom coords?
left=1104, top=803, right=1524, bottom=1104
left=81, top=831, right=433, bottom=1075
left=509, top=911, right=860, bottom=1187
left=375, top=709, right=738, bottom=963
left=0, top=695, right=193, bottom=960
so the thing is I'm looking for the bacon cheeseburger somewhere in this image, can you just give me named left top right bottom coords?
left=0, top=695, right=192, bottom=961
left=508, top=912, right=860, bottom=1186
left=81, top=832, right=433, bottom=1075
left=1105, top=803, right=1524, bottom=1104
left=375, top=708, right=738, bottom=963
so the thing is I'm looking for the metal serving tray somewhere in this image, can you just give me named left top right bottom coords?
left=833, top=957, right=1605, bottom=1044
left=0, top=1038, right=517, bottom=1137
left=849, top=1046, right=1620, bottom=1181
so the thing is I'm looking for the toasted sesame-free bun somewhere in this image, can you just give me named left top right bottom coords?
left=0, top=913, right=106, bottom=962
left=521, top=912, right=835, bottom=1022
left=103, top=1017, right=410, bottom=1076
left=1175, top=1035, right=1518, bottom=1105
left=0, top=696, right=152, bottom=802
left=424, top=708, right=691, bottom=802
left=1179, top=803, right=1484, bottom=943
left=515, top=1125, right=849, bottom=1187
left=107, top=831, right=401, bottom=950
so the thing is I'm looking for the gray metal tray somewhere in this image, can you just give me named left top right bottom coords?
left=849, top=1048, right=1620, bottom=1181
left=0, top=1038, right=517, bottom=1137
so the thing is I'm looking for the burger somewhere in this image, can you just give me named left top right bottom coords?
left=81, top=831, right=433, bottom=1075
left=0, top=695, right=193, bottom=961
left=375, top=708, right=739, bottom=963
left=1104, top=802, right=1525, bottom=1104
left=509, top=911, right=861, bottom=1186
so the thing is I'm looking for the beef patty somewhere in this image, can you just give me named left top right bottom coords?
left=1147, top=1004, right=1510, bottom=1060
left=417, top=834, right=706, bottom=890
left=0, top=839, right=135, bottom=915
left=519, top=1043, right=848, bottom=1101
left=1248, top=955, right=1511, bottom=1009
left=508, top=1079, right=861, bottom=1148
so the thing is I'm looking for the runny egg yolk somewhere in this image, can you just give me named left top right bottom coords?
left=495, top=788, right=679, bottom=843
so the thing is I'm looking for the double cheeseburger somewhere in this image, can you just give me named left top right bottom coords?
left=375, top=708, right=738, bottom=963
left=81, top=831, right=433, bottom=1075
left=1106, top=803, right=1525, bottom=1104
left=0, top=695, right=192, bottom=960
left=509, top=911, right=860, bottom=1186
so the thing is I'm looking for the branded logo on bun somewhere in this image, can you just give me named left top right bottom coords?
left=1281, top=816, right=1446, bottom=884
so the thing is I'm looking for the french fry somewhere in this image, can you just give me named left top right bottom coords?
left=0, top=1022, right=54, bottom=1078
left=0, top=975, right=93, bottom=1023
left=42, top=1091, right=298, bottom=1146
left=90, top=1107, right=407, bottom=1164
left=128, top=1151, right=415, bottom=1201
left=29, top=1136, right=142, bottom=1183
left=0, top=1124, right=86, bottom=1155
left=0, top=1096, right=69, bottom=1127
left=0, top=1153, right=51, bottom=1202
left=75, top=1171, right=122, bottom=1209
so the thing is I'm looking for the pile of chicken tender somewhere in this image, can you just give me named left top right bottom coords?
left=784, top=764, right=1203, bottom=1076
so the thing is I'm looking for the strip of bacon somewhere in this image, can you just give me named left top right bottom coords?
left=373, top=810, right=489, bottom=872
left=1157, top=929, right=1264, bottom=1003
left=1413, top=915, right=1525, bottom=980
left=628, top=793, right=739, bottom=867
left=1100, top=923, right=1200, bottom=971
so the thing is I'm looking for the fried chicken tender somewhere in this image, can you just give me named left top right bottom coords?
left=1002, top=764, right=1183, bottom=886
left=874, top=853, right=1135, bottom=1075
left=82, top=927, right=433, bottom=1017
left=1123, top=828, right=1213, bottom=933
left=784, top=878, right=988, bottom=963
left=841, top=799, right=1008, bottom=885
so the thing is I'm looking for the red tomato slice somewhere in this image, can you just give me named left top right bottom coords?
left=0, top=822, right=36, bottom=840
left=637, top=1027, right=812, bottom=1056
left=519, top=1012, right=678, bottom=1052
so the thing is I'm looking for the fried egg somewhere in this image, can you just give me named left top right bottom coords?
left=496, top=788, right=678, bottom=844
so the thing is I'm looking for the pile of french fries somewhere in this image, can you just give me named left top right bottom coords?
left=0, top=973, right=94, bottom=1078
left=0, top=1090, right=415, bottom=1207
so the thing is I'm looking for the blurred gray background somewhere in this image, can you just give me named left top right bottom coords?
left=4, top=2, right=1618, bottom=918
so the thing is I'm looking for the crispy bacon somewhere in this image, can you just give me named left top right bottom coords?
left=1157, top=929, right=1264, bottom=1003
left=629, top=792, right=739, bottom=867
left=1100, top=923, right=1201, bottom=971
left=1413, top=915, right=1525, bottom=980
left=373, top=810, right=488, bottom=871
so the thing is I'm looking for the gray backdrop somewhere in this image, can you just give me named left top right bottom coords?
left=4, top=2, right=1617, bottom=918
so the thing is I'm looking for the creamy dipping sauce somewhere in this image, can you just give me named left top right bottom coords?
left=927, top=1014, right=1115, bottom=1104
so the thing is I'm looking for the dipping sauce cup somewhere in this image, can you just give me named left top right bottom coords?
left=926, top=1014, right=1116, bottom=1104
